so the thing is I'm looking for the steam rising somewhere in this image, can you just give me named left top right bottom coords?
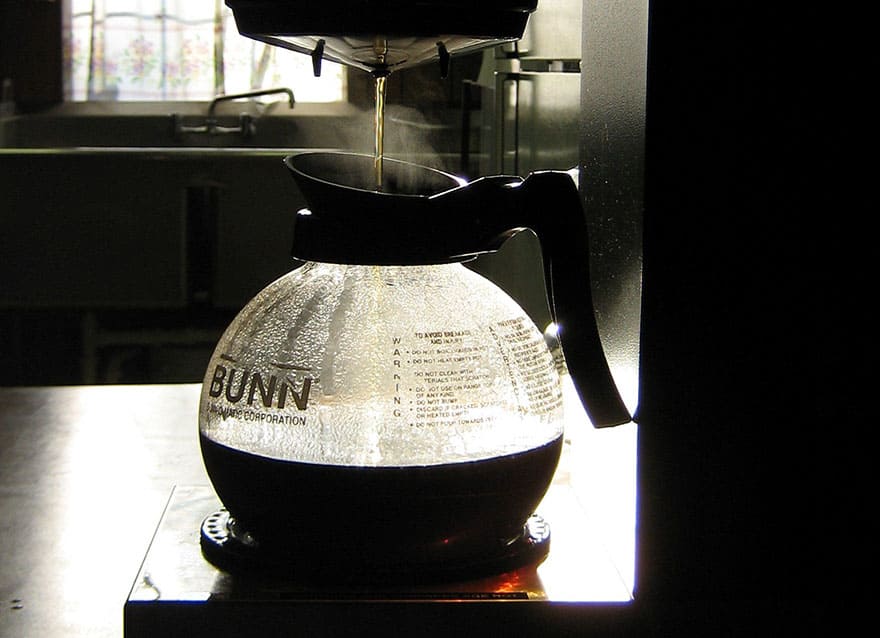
left=342, top=104, right=451, bottom=173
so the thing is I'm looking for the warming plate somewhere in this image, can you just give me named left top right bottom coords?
left=125, top=474, right=631, bottom=636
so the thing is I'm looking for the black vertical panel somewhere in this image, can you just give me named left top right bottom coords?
left=637, top=1, right=820, bottom=622
left=0, top=1, right=63, bottom=110
left=186, top=185, right=219, bottom=307
left=580, top=0, right=646, bottom=402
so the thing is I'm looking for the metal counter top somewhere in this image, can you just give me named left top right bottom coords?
left=0, top=385, right=207, bottom=637
left=0, top=383, right=636, bottom=637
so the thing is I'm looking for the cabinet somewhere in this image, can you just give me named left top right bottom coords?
left=0, top=148, right=305, bottom=384
left=1, top=150, right=302, bottom=309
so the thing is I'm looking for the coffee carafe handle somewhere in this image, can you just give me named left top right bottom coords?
left=434, top=170, right=630, bottom=426
left=517, top=171, right=631, bottom=428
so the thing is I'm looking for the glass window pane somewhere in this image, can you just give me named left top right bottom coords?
left=65, top=0, right=344, bottom=102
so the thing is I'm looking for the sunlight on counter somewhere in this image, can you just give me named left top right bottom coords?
left=536, top=370, right=638, bottom=601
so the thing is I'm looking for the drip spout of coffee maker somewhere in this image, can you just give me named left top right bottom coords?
left=224, top=0, right=540, bottom=76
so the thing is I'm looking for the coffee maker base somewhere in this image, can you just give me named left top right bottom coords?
left=199, top=507, right=551, bottom=584
left=125, top=481, right=634, bottom=637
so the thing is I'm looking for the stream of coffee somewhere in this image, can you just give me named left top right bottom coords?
left=373, top=73, right=387, bottom=191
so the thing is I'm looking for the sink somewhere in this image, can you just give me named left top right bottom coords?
left=0, top=102, right=370, bottom=312
left=0, top=102, right=370, bottom=384
left=0, top=99, right=473, bottom=308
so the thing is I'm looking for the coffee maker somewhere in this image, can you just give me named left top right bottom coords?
left=124, top=2, right=645, bottom=634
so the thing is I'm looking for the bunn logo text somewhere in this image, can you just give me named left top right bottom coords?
left=208, top=355, right=313, bottom=410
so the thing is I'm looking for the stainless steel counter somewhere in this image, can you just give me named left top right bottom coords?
left=0, top=385, right=207, bottom=637
left=0, top=383, right=636, bottom=637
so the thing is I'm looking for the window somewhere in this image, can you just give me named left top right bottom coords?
left=64, top=0, right=344, bottom=102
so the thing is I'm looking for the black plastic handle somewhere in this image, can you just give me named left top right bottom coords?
left=395, top=169, right=632, bottom=427
left=516, top=172, right=631, bottom=427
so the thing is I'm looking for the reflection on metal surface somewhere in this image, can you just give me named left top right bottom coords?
left=543, top=377, right=637, bottom=600
left=0, top=385, right=208, bottom=637
left=496, top=71, right=581, bottom=176
left=48, top=390, right=155, bottom=631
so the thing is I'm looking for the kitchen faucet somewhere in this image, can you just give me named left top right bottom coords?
left=207, top=87, right=295, bottom=119
left=172, top=87, right=295, bottom=139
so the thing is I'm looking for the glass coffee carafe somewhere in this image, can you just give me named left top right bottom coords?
left=198, top=152, right=629, bottom=582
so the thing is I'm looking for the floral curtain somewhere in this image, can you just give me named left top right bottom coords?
left=64, top=0, right=344, bottom=102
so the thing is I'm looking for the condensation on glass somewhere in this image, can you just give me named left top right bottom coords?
left=199, top=262, right=564, bottom=467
